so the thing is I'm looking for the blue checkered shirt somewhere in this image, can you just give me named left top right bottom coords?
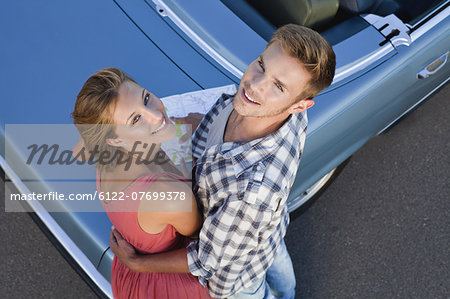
left=186, top=94, right=308, bottom=298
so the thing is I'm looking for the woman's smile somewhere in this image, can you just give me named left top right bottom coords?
left=151, top=115, right=168, bottom=135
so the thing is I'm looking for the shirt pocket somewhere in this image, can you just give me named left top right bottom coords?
left=241, top=162, right=265, bottom=204
left=242, top=162, right=286, bottom=213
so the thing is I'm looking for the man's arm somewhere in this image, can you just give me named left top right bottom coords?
left=110, top=195, right=266, bottom=276
left=110, top=228, right=189, bottom=273
left=111, top=194, right=269, bottom=292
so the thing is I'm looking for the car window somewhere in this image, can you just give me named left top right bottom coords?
left=407, top=0, right=449, bottom=28
left=401, top=0, right=446, bottom=26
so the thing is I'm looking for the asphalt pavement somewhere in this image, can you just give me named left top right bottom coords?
left=286, top=83, right=450, bottom=298
left=1, top=83, right=449, bottom=298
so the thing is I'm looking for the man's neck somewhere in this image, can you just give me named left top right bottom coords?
left=224, top=109, right=290, bottom=143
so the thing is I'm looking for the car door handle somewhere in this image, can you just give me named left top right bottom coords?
left=417, top=51, right=449, bottom=79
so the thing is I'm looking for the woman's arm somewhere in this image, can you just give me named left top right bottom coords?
left=111, top=179, right=201, bottom=273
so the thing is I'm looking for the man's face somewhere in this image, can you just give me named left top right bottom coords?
left=234, top=41, right=313, bottom=119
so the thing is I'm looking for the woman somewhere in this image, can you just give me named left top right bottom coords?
left=72, top=68, right=210, bottom=299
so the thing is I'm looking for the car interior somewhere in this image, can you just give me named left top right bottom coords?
left=221, top=0, right=445, bottom=44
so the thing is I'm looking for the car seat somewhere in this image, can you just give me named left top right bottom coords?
left=246, top=0, right=339, bottom=28
left=339, top=0, right=400, bottom=16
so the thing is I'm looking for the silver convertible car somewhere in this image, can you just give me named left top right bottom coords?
left=1, top=0, right=449, bottom=297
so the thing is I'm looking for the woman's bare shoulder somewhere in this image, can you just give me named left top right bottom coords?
left=137, top=177, right=199, bottom=235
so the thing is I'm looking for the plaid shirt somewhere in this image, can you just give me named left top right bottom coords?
left=187, top=94, right=308, bottom=298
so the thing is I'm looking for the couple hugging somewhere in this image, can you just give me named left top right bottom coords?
left=72, top=24, right=335, bottom=299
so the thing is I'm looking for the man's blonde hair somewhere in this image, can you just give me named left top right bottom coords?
left=268, top=24, right=336, bottom=101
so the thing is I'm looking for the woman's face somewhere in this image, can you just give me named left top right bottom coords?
left=110, top=81, right=176, bottom=149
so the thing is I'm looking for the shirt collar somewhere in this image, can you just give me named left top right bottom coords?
left=219, top=111, right=306, bottom=178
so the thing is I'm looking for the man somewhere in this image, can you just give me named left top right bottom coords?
left=110, top=24, right=335, bottom=298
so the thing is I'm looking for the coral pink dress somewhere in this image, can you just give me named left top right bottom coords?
left=97, top=172, right=211, bottom=299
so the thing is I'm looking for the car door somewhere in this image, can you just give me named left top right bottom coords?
left=288, top=1, right=450, bottom=209
left=364, top=1, right=450, bottom=132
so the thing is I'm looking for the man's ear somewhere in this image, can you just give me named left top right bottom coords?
left=288, top=98, right=315, bottom=114
left=106, top=138, right=126, bottom=148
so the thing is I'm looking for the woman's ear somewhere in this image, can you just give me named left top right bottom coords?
left=288, top=98, right=315, bottom=114
left=106, top=138, right=127, bottom=147
left=72, top=139, right=86, bottom=161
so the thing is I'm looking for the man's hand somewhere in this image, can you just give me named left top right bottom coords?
left=110, top=227, right=190, bottom=273
left=110, top=227, right=143, bottom=272
left=170, top=113, right=204, bottom=132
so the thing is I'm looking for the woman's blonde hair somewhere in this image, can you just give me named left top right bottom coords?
left=72, top=67, right=136, bottom=171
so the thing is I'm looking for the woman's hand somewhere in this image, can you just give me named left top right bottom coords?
left=170, top=112, right=204, bottom=132
left=178, top=157, right=191, bottom=178
left=171, top=113, right=204, bottom=144
left=110, top=227, right=144, bottom=272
